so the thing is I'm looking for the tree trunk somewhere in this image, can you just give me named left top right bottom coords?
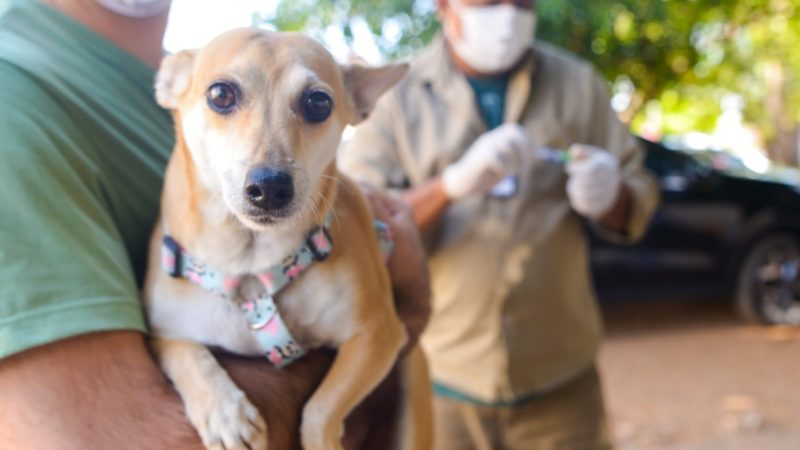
left=764, top=60, right=799, bottom=165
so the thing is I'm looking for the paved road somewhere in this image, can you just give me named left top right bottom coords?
left=598, top=298, right=800, bottom=450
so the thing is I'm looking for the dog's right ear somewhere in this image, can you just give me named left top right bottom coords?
left=342, top=62, right=409, bottom=125
left=155, top=49, right=198, bottom=109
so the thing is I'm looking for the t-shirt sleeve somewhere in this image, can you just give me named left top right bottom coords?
left=0, top=65, right=145, bottom=359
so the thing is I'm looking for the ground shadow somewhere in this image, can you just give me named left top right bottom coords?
left=600, top=297, right=740, bottom=339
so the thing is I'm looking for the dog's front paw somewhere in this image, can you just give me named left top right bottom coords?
left=186, top=381, right=268, bottom=450
left=300, top=412, right=344, bottom=450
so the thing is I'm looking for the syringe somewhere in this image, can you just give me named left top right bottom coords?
left=489, top=147, right=571, bottom=198
left=536, top=147, right=571, bottom=165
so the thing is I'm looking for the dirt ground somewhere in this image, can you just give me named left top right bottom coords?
left=599, top=298, right=800, bottom=450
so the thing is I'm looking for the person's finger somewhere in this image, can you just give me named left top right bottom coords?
left=371, top=197, right=392, bottom=223
left=568, top=143, right=592, bottom=161
left=377, top=191, right=400, bottom=216
left=359, top=184, right=392, bottom=222
left=390, top=199, right=413, bottom=223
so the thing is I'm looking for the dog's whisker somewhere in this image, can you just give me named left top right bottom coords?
left=320, top=174, right=353, bottom=195
left=318, top=174, right=356, bottom=230
left=310, top=190, right=339, bottom=228
left=308, top=191, right=327, bottom=226
left=320, top=194, right=338, bottom=226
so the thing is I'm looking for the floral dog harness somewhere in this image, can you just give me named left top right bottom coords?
left=161, top=213, right=394, bottom=368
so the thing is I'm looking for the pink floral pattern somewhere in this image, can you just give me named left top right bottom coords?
left=161, top=213, right=394, bottom=369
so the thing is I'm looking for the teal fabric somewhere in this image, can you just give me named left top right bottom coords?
left=433, top=381, right=540, bottom=408
left=467, top=75, right=509, bottom=130
left=0, top=0, right=173, bottom=358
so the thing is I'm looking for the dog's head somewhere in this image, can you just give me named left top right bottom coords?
left=155, top=29, right=407, bottom=229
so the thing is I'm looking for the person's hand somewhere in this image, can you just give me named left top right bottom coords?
left=566, top=144, right=622, bottom=220
left=442, top=123, right=532, bottom=200
left=361, top=185, right=431, bottom=353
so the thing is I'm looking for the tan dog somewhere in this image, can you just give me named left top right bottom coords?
left=143, top=28, right=432, bottom=450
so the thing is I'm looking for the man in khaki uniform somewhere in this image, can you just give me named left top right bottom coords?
left=341, top=0, right=659, bottom=448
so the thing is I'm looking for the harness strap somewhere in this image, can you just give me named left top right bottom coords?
left=160, top=213, right=394, bottom=368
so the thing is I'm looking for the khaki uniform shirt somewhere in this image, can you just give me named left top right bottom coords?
left=341, top=36, right=659, bottom=403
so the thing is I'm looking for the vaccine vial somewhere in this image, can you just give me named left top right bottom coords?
left=489, top=175, right=518, bottom=198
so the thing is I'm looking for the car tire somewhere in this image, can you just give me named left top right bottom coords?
left=736, top=233, right=800, bottom=325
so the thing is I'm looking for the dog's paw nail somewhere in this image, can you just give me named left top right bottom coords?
left=191, top=389, right=267, bottom=450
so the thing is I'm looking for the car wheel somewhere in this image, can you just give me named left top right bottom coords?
left=736, top=234, right=800, bottom=325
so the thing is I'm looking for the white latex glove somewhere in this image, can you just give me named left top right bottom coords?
left=566, top=144, right=621, bottom=219
left=442, top=123, right=532, bottom=200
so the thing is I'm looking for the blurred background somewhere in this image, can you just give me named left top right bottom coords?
left=160, top=1, right=800, bottom=449
left=258, top=2, right=800, bottom=448
left=158, top=0, right=800, bottom=169
left=6, top=0, right=797, bottom=448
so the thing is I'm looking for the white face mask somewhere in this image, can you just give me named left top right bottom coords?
left=94, top=0, right=172, bottom=18
left=447, top=1, right=536, bottom=75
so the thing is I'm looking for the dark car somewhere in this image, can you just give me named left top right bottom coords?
left=591, top=138, right=800, bottom=325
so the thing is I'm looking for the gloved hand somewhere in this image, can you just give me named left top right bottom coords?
left=442, top=123, right=532, bottom=200
left=566, top=144, right=621, bottom=219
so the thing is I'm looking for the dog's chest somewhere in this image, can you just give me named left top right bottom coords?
left=148, top=280, right=262, bottom=354
left=148, top=267, right=357, bottom=356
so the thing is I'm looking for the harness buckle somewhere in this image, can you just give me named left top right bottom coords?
left=162, top=236, right=183, bottom=278
left=306, top=226, right=333, bottom=261
left=244, top=295, right=278, bottom=330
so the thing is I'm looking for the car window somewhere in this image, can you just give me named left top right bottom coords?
left=642, top=142, right=695, bottom=178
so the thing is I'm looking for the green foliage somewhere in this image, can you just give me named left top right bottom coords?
left=542, top=0, right=800, bottom=144
left=262, top=0, right=800, bottom=148
left=264, top=0, right=440, bottom=60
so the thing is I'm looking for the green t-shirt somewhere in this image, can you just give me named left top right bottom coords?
left=0, top=0, right=173, bottom=358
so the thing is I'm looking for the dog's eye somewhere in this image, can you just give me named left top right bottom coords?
left=207, top=82, right=238, bottom=114
left=301, top=90, right=333, bottom=124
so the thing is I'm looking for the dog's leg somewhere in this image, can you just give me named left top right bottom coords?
left=395, top=345, right=434, bottom=450
left=152, top=338, right=268, bottom=450
left=300, top=324, right=406, bottom=450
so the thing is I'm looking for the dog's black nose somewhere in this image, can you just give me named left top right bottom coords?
left=244, top=168, right=294, bottom=211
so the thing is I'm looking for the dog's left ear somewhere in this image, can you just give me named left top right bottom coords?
left=155, top=49, right=199, bottom=109
left=342, top=63, right=409, bottom=125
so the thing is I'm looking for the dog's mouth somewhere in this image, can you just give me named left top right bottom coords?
left=246, top=213, right=277, bottom=226
left=237, top=205, right=297, bottom=228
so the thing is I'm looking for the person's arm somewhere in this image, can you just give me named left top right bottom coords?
left=412, top=124, right=532, bottom=232
left=0, top=284, right=430, bottom=450
left=0, top=332, right=351, bottom=449
left=0, top=331, right=203, bottom=449
left=401, top=177, right=451, bottom=233
left=345, top=116, right=532, bottom=234
left=566, top=144, right=634, bottom=235
left=0, top=202, right=431, bottom=450
left=361, top=184, right=432, bottom=351
left=596, top=182, right=632, bottom=233
left=565, top=69, right=659, bottom=241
